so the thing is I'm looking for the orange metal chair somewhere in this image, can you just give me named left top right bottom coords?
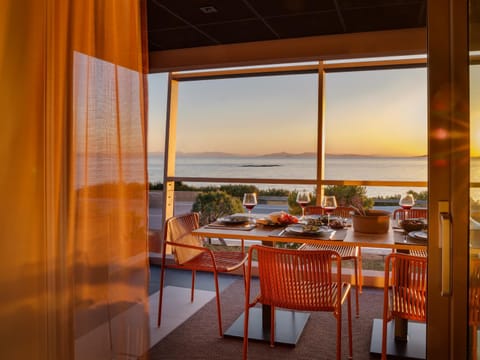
left=301, top=205, right=362, bottom=317
left=157, top=212, right=248, bottom=337
left=393, top=207, right=428, bottom=257
left=243, top=245, right=352, bottom=360
left=392, top=207, right=428, bottom=221
left=470, top=258, right=480, bottom=359
left=381, top=253, right=427, bottom=360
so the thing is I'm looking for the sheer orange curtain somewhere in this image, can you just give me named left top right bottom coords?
left=0, top=1, right=149, bottom=359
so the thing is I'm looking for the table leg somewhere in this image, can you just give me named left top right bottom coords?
left=395, top=248, right=410, bottom=341
left=262, top=304, right=270, bottom=329
left=395, top=318, right=409, bottom=341
left=370, top=319, right=426, bottom=359
left=224, top=307, right=310, bottom=345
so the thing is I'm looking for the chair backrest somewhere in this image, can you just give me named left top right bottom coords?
left=305, top=205, right=353, bottom=218
left=164, top=213, right=203, bottom=265
left=250, top=245, right=342, bottom=312
left=384, top=253, right=427, bottom=322
left=392, top=208, right=428, bottom=221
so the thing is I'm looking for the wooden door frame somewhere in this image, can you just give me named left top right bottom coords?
left=427, top=0, right=469, bottom=358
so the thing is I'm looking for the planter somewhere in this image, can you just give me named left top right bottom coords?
left=352, top=210, right=391, bottom=234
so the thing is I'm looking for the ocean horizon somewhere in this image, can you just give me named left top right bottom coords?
left=147, top=153, right=432, bottom=198
left=148, top=151, right=428, bottom=159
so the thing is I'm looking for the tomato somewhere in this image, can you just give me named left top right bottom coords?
left=277, top=213, right=298, bottom=224
left=289, top=214, right=299, bottom=223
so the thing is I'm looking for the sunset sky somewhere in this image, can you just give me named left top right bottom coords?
left=147, top=65, right=431, bottom=157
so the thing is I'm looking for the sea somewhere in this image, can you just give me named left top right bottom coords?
left=147, top=154, right=436, bottom=198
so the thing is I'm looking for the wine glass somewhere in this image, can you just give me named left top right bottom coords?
left=296, top=190, right=311, bottom=220
left=399, top=193, right=415, bottom=242
left=399, top=193, right=415, bottom=216
left=242, top=193, right=257, bottom=222
left=321, top=195, right=338, bottom=227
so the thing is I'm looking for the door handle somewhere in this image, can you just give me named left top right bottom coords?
left=439, top=201, right=451, bottom=296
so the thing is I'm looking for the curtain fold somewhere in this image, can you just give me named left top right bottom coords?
left=0, top=1, right=149, bottom=359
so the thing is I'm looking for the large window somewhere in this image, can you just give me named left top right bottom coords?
left=174, top=73, right=318, bottom=185
left=324, top=66, right=428, bottom=198
left=156, top=58, right=428, bottom=219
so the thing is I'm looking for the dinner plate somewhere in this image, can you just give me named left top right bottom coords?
left=408, top=231, right=428, bottom=240
left=286, top=224, right=335, bottom=237
left=217, top=215, right=250, bottom=224
left=256, top=218, right=282, bottom=226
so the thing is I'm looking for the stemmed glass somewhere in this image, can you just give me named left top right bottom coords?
left=399, top=193, right=415, bottom=242
left=321, top=195, right=338, bottom=227
left=243, top=193, right=257, bottom=222
left=296, top=190, right=311, bottom=220
left=399, top=193, right=415, bottom=218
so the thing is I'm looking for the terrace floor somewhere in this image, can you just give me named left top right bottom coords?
left=146, top=265, right=401, bottom=360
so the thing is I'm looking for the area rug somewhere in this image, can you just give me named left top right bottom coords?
left=148, top=279, right=387, bottom=360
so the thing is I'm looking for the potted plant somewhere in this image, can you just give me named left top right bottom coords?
left=350, top=197, right=391, bottom=234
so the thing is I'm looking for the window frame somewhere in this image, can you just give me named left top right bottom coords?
left=161, top=58, right=428, bottom=220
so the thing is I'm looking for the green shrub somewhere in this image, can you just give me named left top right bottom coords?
left=191, top=191, right=245, bottom=225
left=288, top=190, right=315, bottom=215
left=148, top=181, right=199, bottom=191
left=324, top=185, right=373, bottom=209
left=287, top=185, right=374, bottom=214
left=149, top=182, right=163, bottom=190
left=258, top=188, right=290, bottom=196
left=218, top=184, right=259, bottom=199
left=174, top=181, right=198, bottom=191
left=376, top=190, right=428, bottom=202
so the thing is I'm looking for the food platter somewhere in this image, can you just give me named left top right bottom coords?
left=217, top=215, right=250, bottom=225
left=408, top=231, right=428, bottom=241
left=285, top=224, right=335, bottom=237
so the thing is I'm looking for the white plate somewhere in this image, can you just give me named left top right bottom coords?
left=217, top=215, right=250, bottom=224
left=286, top=224, right=334, bottom=236
left=409, top=231, right=428, bottom=240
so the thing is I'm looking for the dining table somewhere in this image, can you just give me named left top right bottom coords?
left=192, top=213, right=428, bottom=358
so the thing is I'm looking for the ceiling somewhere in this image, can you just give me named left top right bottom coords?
left=147, top=0, right=427, bottom=53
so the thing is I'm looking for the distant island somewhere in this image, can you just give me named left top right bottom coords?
left=149, top=151, right=427, bottom=159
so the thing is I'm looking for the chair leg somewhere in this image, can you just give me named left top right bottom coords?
left=243, top=267, right=251, bottom=360
left=336, top=305, right=342, bottom=360
left=347, top=290, right=353, bottom=359
left=157, top=262, right=167, bottom=327
left=473, top=325, right=478, bottom=360
left=270, top=306, right=275, bottom=347
left=190, top=270, right=196, bottom=302
left=381, top=318, right=388, bottom=360
left=213, top=270, right=223, bottom=337
left=353, top=257, right=360, bottom=318
left=358, top=248, right=363, bottom=293
left=242, top=263, right=247, bottom=290
left=243, top=306, right=250, bottom=360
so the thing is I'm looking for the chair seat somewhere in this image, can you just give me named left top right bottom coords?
left=258, top=281, right=350, bottom=312
left=300, top=243, right=358, bottom=259
left=181, top=251, right=247, bottom=273
left=409, top=249, right=427, bottom=257
left=300, top=242, right=361, bottom=317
